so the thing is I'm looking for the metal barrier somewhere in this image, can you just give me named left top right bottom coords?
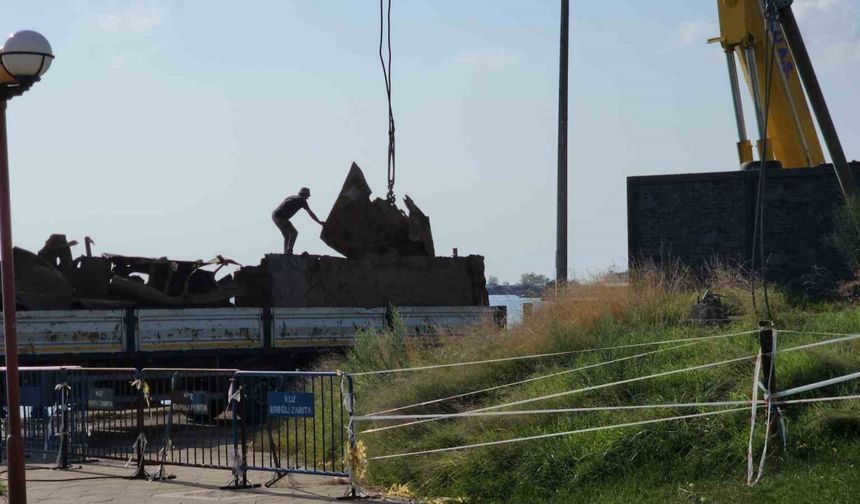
left=67, top=367, right=139, bottom=465
left=230, top=371, right=355, bottom=487
left=0, top=367, right=356, bottom=490
left=0, top=367, right=71, bottom=464
left=138, top=368, right=236, bottom=478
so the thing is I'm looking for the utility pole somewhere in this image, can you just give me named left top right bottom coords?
left=556, top=0, right=569, bottom=283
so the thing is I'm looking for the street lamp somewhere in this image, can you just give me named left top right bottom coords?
left=0, top=29, right=53, bottom=504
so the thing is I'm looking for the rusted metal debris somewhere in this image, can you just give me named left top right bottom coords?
left=4, top=235, right=242, bottom=310
left=320, top=163, right=434, bottom=259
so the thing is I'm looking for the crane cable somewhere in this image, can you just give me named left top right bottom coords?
left=750, top=2, right=780, bottom=320
left=379, top=0, right=396, bottom=204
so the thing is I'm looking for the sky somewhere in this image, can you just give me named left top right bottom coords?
left=0, top=0, right=857, bottom=283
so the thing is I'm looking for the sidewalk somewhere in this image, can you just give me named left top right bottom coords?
left=9, top=461, right=374, bottom=503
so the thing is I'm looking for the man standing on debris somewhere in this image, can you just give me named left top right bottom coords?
left=272, top=187, right=324, bottom=254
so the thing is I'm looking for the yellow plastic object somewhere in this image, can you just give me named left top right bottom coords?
left=717, top=0, right=825, bottom=168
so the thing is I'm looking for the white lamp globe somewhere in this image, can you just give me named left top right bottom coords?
left=1, top=30, right=53, bottom=78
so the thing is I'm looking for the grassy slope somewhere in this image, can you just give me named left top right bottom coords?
left=332, top=275, right=860, bottom=503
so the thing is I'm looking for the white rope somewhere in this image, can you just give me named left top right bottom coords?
left=752, top=329, right=778, bottom=486
left=361, top=353, right=757, bottom=434
left=351, top=330, right=758, bottom=377
left=365, top=342, right=700, bottom=416
left=780, top=394, right=860, bottom=405
left=355, top=400, right=759, bottom=421
left=362, top=332, right=860, bottom=435
left=768, top=370, right=860, bottom=400
left=780, top=330, right=860, bottom=338
left=369, top=408, right=748, bottom=461
left=746, top=350, right=763, bottom=485
left=781, top=333, right=860, bottom=354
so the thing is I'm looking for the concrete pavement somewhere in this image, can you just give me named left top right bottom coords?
left=7, top=461, right=379, bottom=503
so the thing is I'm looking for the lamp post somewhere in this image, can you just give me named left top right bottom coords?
left=0, top=29, right=54, bottom=504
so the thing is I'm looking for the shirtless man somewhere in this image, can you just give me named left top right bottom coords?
left=272, top=187, right=324, bottom=254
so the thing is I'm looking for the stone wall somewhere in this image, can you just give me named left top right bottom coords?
left=627, top=164, right=860, bottom=288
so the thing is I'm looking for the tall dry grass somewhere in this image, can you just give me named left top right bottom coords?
left=328, top=262, right=860, bottom=501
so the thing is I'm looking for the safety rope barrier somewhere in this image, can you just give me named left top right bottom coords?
left=361, top=352, right=757, bottom=434
left=780, top=333, right=860, bottom=353
left=368, top=408, right=749, bottom=461
left=361, top=330, right=860, bottom=434
left=365, top=342, right=699, bottom=416
left=351, top=330, right=758, bottom=377
left=364, top=392, right=860, bottom=461
left=768, top=371, right=860, bottom=400
left=746, top=350, right=763, bottom=485
left=780, top=330, right=860, bottom=338
left=356, top=400, right=759, bottom=421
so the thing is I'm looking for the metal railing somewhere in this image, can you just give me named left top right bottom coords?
left=0, top=366, right=356, bottom=489
left=232, top=371, right=353, bottom=486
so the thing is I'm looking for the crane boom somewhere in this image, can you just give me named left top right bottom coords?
left=716, top=0, right=824, bottom=169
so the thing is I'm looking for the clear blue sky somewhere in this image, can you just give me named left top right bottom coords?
left=0, top=0, right=857, bottom=282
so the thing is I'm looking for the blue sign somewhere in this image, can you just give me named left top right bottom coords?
left=267, top=392, right=315, bottom=418
left=171, top=390, right=209, bottom=414
left=88, top=388, right=115, bottom=410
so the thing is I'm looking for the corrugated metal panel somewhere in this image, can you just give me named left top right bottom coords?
left=136, top=308, right=263, bottom=352
left=0, top=310, right=125, bottom=355
left=273, top=308, right=385, bottom=348
left=395, top=306, right=494, bottom=336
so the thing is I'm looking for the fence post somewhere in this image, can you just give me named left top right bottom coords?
left=53, top=371, right=70, bottom=470
left=150, top=372, right=176, bottom=481
left=222, top=375, right=256, bottom=490
left=342, top=374, right=368, bottom=500
left=758, top=321, right=786, bottom=447
left=127, top=371, right=149, bottom=480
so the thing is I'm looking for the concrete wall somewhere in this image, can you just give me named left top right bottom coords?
left=627, top=164, right=860, bottom=287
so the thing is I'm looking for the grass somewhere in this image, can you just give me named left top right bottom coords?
left=326, top=267, right=860, bottom=503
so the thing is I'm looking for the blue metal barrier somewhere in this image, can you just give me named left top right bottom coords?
left=0, top=367, right=356, bottom=488
left=229, top=371, right=355, bottom=487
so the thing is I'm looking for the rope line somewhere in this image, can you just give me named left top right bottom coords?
left=361, top=331, right=860, bottom=434
left=361, top=353, right=757, bottom=434
left=364, top=342, right=699, bottom=416
left=746, top=350, right=763, bottom=485
left=365, top=394, right=860, bottom=461
left=780, top=330, right=860, bottom=338
left=351, top=330, right=758, bottom=377
left=781, top=333, right=860, bottom=353
left=357, top=394, right=860, bottom=423
left=781, top=394, right=860, bottom=405
left=368, top=408, right=748, bottom=460
left=356, top=400, right=759, bottom=421
left=768, top=370, right=860, bottom=400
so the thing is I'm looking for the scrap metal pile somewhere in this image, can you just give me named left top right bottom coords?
left=11, top=234, right=243, bottom=310
left=8, top=163, right=487, bottom=311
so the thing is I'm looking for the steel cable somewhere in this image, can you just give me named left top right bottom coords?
left=379, top=0, right=396, bottom=203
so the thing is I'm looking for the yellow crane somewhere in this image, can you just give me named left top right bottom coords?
left=714, top=0, right=854, bottom=197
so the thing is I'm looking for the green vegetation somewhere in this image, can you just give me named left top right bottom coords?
left=327, top=268, right=860, bottom=503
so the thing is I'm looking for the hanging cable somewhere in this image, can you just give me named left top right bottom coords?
left=379, top=0, right=396, bottom=204
left=759, top=2, right=781, bottom=319
left=750, top=3, right=780, bottom=320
